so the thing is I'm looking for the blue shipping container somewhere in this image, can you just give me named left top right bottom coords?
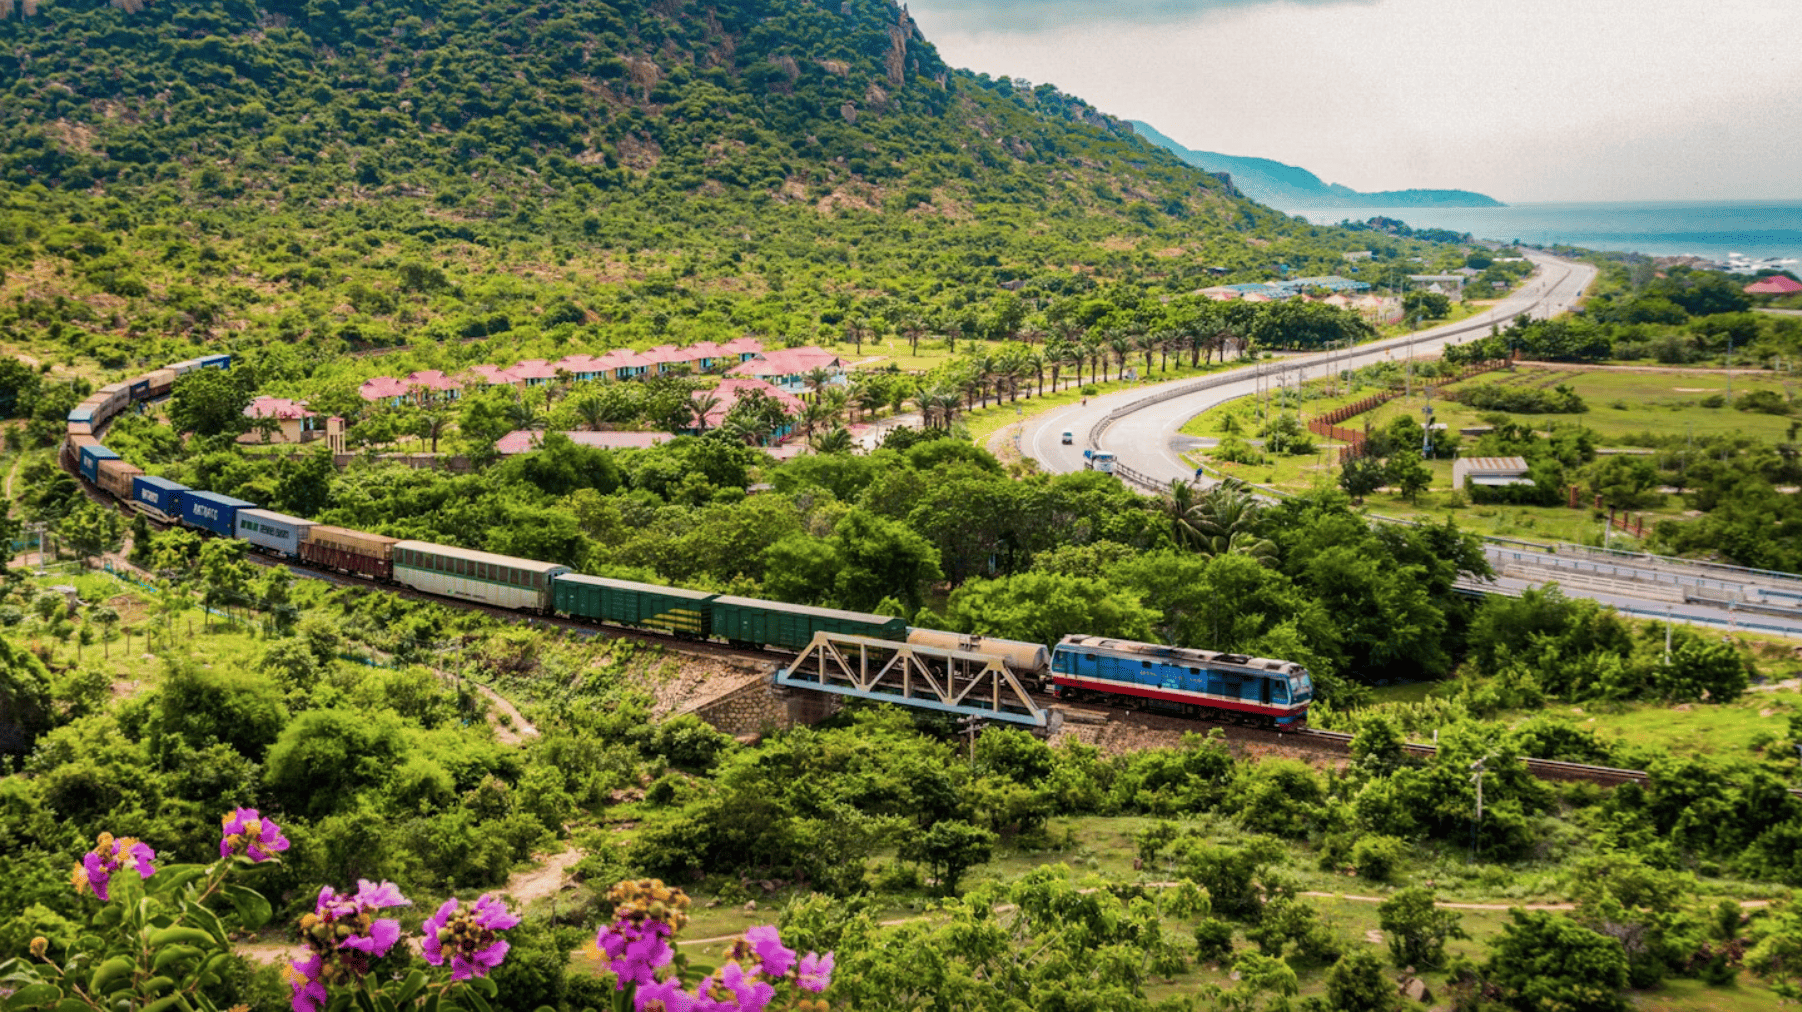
left=68, top=407, right=96, bottom=424
left=131, top=475, right=188, bottom=520
left=199, top=354, right=231, bottom=370
left=79, top=445, right=119, bottom=482
left=180, top=490, right=256, bottom=537
left=129, top=378, right=151, bottom=398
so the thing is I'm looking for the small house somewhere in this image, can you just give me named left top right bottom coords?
left=1453, top=456, right=1532, bottom=489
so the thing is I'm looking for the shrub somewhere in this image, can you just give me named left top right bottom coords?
left=1352, top=835, right=1408, bottom=882
left=1455, top=383, right=1587, bottom=414
left=1194, top=918, right=1236, bottom=963
left=1735, top=389, right=1791, bottom=415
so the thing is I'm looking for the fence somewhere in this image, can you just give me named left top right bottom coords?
left=1303, top=357, right=1512, bottom=460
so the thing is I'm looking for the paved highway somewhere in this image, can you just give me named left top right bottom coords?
left=1010, top=253, right=1802, bottom=637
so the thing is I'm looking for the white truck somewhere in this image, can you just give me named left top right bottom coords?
left=1082, top=449, right=1117, bottom=474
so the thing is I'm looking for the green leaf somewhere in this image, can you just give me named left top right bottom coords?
left=325, top=993, right=355, bottom=1012
left=51, top=1000, right=89, bottom=1012
left=146, top=927, right=214, bottom=949
left=4, top=983, right=64, bottom=1010
left=375, top=994, right=397, bottom=1012
left=468, top=977, right=497, bottom=1000
left=88, top=957, right=134, bottom=995
left=422, top=991, right=440, bottom=1012
left=140, top=995, right=182, bottom=1012
left=182, top=905, right=229, bottom=945
left=138, top=976, right=176, bottom=996
left=220, top=884, right=273, bottom=930
left=394, top=970, right=427, bottom=1006
left=151, top=946, right=202, bottom=973
left=146, top=865, right=208, bottom=895
left=461, top=988, right=492, bottom=1012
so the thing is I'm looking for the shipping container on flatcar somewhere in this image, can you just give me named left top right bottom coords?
left=96, top=458, right=143, bottom=499
left=128, top=375, right=152, bottom=400
left=198, top=354, right=231, bottom=370
left=67, top=421, right=93, bottom=438
left=131, top=475, right=188, bottom=522
left=1050, top=635, right=1313, bottom=728
left=67, top=404, right=96, bottom=426
left=709, top=596, right=907, bottom=652
left=180, top=490, right=256, bottom=538
left=235, top=508, right=315, bottom=557
left=552, top=574, right=715, bottom=637
left=905, top=628, right=1051, bottom=678
left=142, top=368, right=178, bottom=399
left=78, top=444, right=119, bottom=482
left=300, top=525, right=397, bottom=580
left=392, top=541, right=568, bottom=611
left=95, top=383, right=131, bottom=424
left=168, top=359, right=204, bottom=377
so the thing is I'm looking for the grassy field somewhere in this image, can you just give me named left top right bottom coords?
left=962, top=358, right=1238, bottom=444
left=1360, top=367, right=1801, bottom=445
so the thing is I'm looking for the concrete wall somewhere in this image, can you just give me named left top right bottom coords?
left=685, top=676, right=844, bottom=737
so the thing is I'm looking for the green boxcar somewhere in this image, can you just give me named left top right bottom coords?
left=553, top=574, right=716, bottom=637
left=709, top=595, right=908, bottom=651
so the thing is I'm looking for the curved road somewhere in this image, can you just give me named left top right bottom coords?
left=1011, top=254, right=1802, bottom=637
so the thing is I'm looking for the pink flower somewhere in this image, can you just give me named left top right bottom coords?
left=742, top=925, right=795, bottom=978
left=596, top=919, right=673, bottom=988
left=697, top=962, right=773, bottom=1012
left=219, top=808, right=289, bottom=862
left=284, top=952, right=328, bottom=1012
left=797, top=951, right=834, bottom=993
left=422, top=894, right=519, bottom=981
left=634, top=978, right=697, bottom=1012
left=292, top=879, right=412, bottom=1009
left=71, top=833, right=155, bottom=902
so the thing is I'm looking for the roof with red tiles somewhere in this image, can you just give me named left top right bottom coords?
left=727, top=346, right=844, bottom=379
left=359, top=376, right=412, bottom=401
left=1746, top=276, right=1802, bottom=295
left=244, top=396, right=316, bottom=420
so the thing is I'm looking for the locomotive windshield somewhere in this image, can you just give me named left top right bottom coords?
left=1289, top=672, right=1313, bottom=702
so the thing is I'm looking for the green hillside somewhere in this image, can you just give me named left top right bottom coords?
left=0, top=0, right=1444, bottom=376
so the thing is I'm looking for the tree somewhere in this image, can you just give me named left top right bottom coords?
left=264, top=708, right=411, bottom=818
left=1187, top=481, right=1277, bottom=564
left=944, top=572, right=1158, bottom=646
left=168, top=367, right=251, bottom=438
left=1325, top=949, right=1405, bottom=1012
left=58, top=499, right=123, bottom=567
left=1339, top=455, right=1385, bottom=502
left=902, top=819, right=995, bottom=895
left=197, top=537, right=255, bottom=628
left=1386, top=448, right=1431, bottom=503
left=832, top=509, right=941, bottom=612
left=153, top=660, right=289, bottom=761
left=1403, top=290, right=1452, bottom=320
left=1377, top=888, right=1467, bottom=969
left=460, top=392, right=516, bottom=468
left=1484, top=910, right=1629, bottom=1012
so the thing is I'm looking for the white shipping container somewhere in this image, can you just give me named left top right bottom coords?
left=391, top=541, right=567, bottom=611
left=235, top=508, right=315, bottom=556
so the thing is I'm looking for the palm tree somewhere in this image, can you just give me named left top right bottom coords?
left=1154, top=329, right=1174, bottom=373
left=797, top=400, right=830, bottom=443
left=570, top=390, right=608, bottom=431
left=1044, top=339, right=1071, bottom=393
left=415, top=408, right=452, bottom=454
left=1022, top=348, right=1045, bottom=398
left=804, top=366, right=834, bottom=400
left=1161, top=480, right=1204, bottom=549
left=967, top=353, right=995, bottom=408
left=1130, top=326, right=1155, bottom=377
left=504, top=397, right=545, bottom=431
left=1083, top=335, right=1104, bottom=384
left=1187, top=480, right=1277, bottom=565
left=899, top=313, right=926, bottom=357
left=690, top=392, right=722, bottom=434
left=1107, top=331, right=1132, bottom=383
left=822, top=387, right=849, bottom=428
left=812, top=427, right=854, bottom=454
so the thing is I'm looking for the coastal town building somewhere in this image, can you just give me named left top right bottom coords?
left=1453, top=456, right=1533, bottom=489
left=240, top=396, right=321, bottom=444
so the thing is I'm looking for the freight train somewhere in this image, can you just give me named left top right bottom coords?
left=58, top=354, right=1313, bottom=729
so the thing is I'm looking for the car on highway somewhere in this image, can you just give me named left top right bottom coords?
left=1061, top=431, right=1073, bottom=444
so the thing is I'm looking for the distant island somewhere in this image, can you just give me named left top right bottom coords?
left=1131, top=121, right=1505, bottom=212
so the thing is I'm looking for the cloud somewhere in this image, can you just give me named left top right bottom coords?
left=907, top=0, right=1372, bottom=34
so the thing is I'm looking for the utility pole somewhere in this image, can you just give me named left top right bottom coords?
left=1469, top=756, right=1487, bottom=863
left=1665, top=605, right=1674, bottom=665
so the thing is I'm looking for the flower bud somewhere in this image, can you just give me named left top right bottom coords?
left=29, top=937, right=48, bottom=958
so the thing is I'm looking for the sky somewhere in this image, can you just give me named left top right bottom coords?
left=905, top=0, right=1802, bottom=203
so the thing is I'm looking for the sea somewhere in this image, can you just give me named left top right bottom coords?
left=1293, top=199, right=1802, bottom=268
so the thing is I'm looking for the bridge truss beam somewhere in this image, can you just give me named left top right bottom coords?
left=774, top=631, right=1048, bottom=728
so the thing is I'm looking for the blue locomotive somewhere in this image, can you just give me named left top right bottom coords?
left=1050, top=635, right=1313, bottom=728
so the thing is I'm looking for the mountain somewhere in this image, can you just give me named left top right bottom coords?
left=1131, top=121, right=1504, bottom=212
left=0, top=0, right=1455, bottom=379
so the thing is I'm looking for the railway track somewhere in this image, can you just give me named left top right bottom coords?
left=57, top=443, right=1797, bottom=797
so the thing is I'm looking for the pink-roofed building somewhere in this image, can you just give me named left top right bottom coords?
left=721, top=337, right=765, bottom=362
left=1746, top=276, right=1802, bottom=295
left=727, top=346, right=846, bottom=393
left=509, top=359, right=561, bottom=386
left=406, top=370, right=463, bottom=401
left=493, top=430, right=676, bottom=456
left=554, top=355, right=609, bottom=382
left=686, top=341, right=728, bottom=372
left=690, top=377, right=804, bottom=440
left=638, top=345, right=696, bottom=375
left=594, top=349, right=651, bottom=381
left=240, top=396, right=320, bottom=444
left=359, top=376, right=412, bottom=406
left=462, top=363, right=522, bottom=390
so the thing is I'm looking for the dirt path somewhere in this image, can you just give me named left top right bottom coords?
left=237, top=940, right=306, bottom=967
left=504, top=848, right=583, bottom=904
left=475, top=683, right=538, bottom=745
